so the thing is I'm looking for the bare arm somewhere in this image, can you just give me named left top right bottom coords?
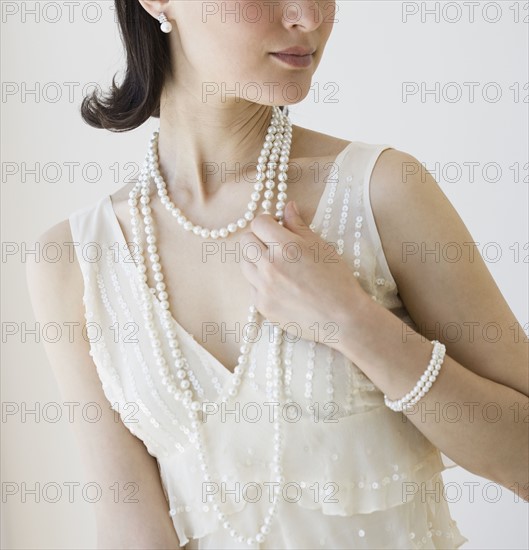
left=333, top=149, right=529, bottom=501
left=26, top=219, right=182, bottom=550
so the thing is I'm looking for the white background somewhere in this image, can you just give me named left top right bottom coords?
left=1, top=1, right=528, bottom=548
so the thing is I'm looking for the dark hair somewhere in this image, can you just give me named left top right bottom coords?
left=81, top=1, right=285, bottom=133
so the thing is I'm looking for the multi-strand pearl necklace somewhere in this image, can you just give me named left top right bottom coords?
left=127, top=106, right=293, bottom=546
left=150, top=106, right=291, bottom=239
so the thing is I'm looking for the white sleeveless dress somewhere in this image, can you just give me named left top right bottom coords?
left=68, top=141, right=469, bottom=549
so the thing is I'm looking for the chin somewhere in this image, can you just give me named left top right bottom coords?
left=251, top=75, right=314, bottom=105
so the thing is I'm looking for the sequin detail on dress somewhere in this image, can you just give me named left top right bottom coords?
left=68, top=141, right=468, bottom=549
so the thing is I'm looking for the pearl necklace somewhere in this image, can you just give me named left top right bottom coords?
left=148, top=106, right=291, bottom=239
left=128, top=106, right=293, bottom=547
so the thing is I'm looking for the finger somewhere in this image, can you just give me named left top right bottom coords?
left=239, top=230, right=269, bottom=269
left=250, top=212, right=293, bottom=245
left=239, top=251, right=260, bottom=287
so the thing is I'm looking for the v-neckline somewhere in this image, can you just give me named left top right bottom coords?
left=104, top=141, right=354, bottom=380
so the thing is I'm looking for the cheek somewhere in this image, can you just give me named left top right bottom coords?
left=183, top=6, right=268, bottom=62
left=200, top=25, right=271, bottom=80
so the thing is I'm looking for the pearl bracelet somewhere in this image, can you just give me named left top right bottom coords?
left=384, top=340, right=446, bottom=412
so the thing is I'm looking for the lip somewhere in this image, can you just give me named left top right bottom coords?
left=270, top=52, right=314, bottom=68
left=270, top=47, right=316, bottom=68
left=272, top=46, right=316, bottom=56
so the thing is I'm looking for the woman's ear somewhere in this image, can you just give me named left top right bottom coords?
left=137, top=0, right=173, bottom=21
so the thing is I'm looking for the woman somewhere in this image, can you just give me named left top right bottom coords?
left=26, top=1, right=528, bottom=548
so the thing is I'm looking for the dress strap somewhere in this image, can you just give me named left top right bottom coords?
left=68, top=195, right=111, bottom=280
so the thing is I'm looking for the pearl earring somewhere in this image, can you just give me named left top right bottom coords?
left=158, top=12, right=173, bottom=33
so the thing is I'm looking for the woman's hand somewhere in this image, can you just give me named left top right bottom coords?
left=239, top=200, right=371, bottom=348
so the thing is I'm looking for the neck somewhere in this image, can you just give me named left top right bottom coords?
left=157, top=88, right=285, bottom=206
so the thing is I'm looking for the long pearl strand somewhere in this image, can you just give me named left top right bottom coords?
left=128, top=106, right=293, bottom=547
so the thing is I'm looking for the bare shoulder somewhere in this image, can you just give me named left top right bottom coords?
left=368, top=147, right=448, bottom=279
left=291, top=125, right=352, bottom=160
left=25, top=217, right=85, bottom=320
left=371, top=147, right=421, bottom=188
